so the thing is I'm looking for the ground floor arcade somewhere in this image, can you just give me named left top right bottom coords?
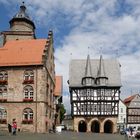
left=74, top=117, right=118, bottom=133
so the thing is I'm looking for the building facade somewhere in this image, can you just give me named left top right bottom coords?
left=0, top=3, right=56, bottom=133
left=69, top=55, right=121, bottom=133
left=54, top=76, right=63, bottom=125
left=117, top=100, right=126, bottom=131
left=124, top=94, right=140, bottom=130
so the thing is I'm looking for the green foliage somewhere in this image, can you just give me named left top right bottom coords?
left=60, top=104, right=66, bottom=123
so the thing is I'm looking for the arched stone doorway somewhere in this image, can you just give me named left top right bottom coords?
left=104, top=120, right=113, bottom=133
left=91, top=120, right=100, bottom=133
left=78, top=120, right=87, bottom=132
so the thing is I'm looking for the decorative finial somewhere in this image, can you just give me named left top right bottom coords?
left=22, top=1, right=25, bottom=5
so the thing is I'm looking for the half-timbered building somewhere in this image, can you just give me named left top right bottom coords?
left=69, top=55, right=121, bottom=133
left=124, top=94, right=140, bottom=130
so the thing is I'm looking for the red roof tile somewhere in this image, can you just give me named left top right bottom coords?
left=123, top=94, right=137, bottom=103
left=0, top=39, right=47, bottom=66
left=54, top=76, right=63, bottom=96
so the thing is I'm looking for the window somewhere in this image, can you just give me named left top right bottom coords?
left=0, top=86, right=7, bottom=101
left=0, top=108, right=7, bottom=124
left=120, top=108, right=123, bottom=113
left=0, top=71, right=8, bottom=81
left=120, top=115, right=123, bottom=121
left=23, top=86, right=33, bottom=101
left=22, top=108, right=33, bottom=124
left=23, top=70, right=34, bottom=84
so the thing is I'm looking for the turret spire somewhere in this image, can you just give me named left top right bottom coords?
left=96, top=55, right=108, bottom=86
left=85, top=54, right=92, bottom=77
left=82, top=55, right=94, bottom=86
left=9, top=2, right=35, bottom=30
left=20, top=2, right=26, bottom=14
left=97, top=55, right=106, bottom=77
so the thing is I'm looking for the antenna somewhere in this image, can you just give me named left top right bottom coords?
left=88, top=46, right=90, bottom=55
left=100, top=47, right=103, bottom=55
left=131, top=89, right=133, bottom=96
left=115, top=49, right=119, bottom=58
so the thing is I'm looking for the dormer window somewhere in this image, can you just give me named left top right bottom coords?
left=82, top=77, right=95, bottom=86
left=96, top=77, right=108, bottom=86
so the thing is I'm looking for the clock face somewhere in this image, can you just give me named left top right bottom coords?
left=0, top=34, right=4, bottom=47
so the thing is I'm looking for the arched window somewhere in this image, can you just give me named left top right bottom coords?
left=0, top=86, right=7, bottom=101
left=23, top=70, right=34, bottom=84
left=23, top=86, right=33, bottom=101
left=0, top=107, right=7, bottom=124
left=22, top=108, right=33, bottom=124
left=0, top=71, right=8, bottom=85
left=0, top=71, right=8, bottom=80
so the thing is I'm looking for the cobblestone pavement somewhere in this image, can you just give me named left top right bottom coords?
left=0, top=131, right=136, bottom=140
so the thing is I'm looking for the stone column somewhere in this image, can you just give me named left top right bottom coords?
left=100, top=121, right=104, bottom=133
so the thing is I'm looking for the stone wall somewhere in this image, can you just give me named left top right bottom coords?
left=0, top=66, right=55, bottom=133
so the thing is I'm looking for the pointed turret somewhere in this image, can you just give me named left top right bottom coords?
left=82, top=55, right=94, bottom=86
left=85, top=55, right=92, bottom=77
left=96, top=55, right=108, bottom=86
left=9, top=2, right=35, bottom=31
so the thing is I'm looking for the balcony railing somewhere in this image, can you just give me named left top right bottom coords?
left=0, top=119, right=7, bottom=124
left=0, top=80, right=8, bottom=85
left=22, top=119, right=33, bottom=124
left=23, top=98, right=33, bottom=102
left=0, top=99, right=7, bottom=102
left=23, top=79, right=34, bottom=84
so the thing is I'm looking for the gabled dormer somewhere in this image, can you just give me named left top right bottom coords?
left=82, top=55, right=95, bottom=86
left=96, top=55, right=108, bottom=86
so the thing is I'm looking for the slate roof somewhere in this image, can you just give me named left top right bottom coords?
left=69, top=57, right=121, bottom=87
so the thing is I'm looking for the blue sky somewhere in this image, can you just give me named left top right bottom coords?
left=0, top=0, right=140, bottom=113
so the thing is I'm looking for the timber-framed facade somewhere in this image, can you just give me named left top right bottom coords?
left=69, top=55, right=121, bottom=133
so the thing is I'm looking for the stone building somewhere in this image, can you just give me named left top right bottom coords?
left=0, top=3, right=56, bottom=133
left=124, top=94, right=140, bottom=130
left=69, top=55, right=121, bottom=133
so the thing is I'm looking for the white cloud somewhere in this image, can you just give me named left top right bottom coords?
left=1, top=0, right=140, bottom=113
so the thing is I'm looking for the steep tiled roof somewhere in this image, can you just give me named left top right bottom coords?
left=123, top=94, right=137, bottom=103
left=0, top=39, right=47, bottom=66
left=54, top=76, right=63, bottom=96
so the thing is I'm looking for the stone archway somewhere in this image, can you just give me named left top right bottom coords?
left=91, top=120, right=100, bottom=133
left=78, top=120, right=87, bottom=132
left=104, top=120, right=113, bottom=133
